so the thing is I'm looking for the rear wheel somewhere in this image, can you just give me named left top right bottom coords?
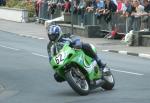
left=65, top=67, right=90, bottom=95
left=101, top=68, right=115, bottom=90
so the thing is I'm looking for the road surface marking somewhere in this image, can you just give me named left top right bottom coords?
left=0, top=44, right=19, bottom=51
left=102, top=50, right=109, bottom=52
left=139, top=53, right=150, bottom=59
left=32, top=52, right=48, bottom=58
left=111, top=69, right=144, bottom=76
left=118, top=51, right=127, bottom=54
left=18, top=34, right=45, bottom=40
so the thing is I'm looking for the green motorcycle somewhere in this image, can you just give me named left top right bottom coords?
left=50, top=42, right=115, bottom=95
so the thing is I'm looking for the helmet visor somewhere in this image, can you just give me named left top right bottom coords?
left=49, top=33, right=59, bottom=41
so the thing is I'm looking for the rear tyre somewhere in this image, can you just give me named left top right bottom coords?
left=101, top=70, right=115, bottom=90
left=65, top=67, right=90, bottom=95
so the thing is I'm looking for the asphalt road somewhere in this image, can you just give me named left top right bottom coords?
left=0, top=30, right=150, bottom=103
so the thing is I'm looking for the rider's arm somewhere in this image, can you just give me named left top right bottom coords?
left=70, top=35, right=82, bottom=49
left=47, top=41, right=53, bottom=61
left=58, top=34, right=82, bottom=49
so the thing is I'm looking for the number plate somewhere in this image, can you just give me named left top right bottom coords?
left=55, top=52, right=65, bottom=65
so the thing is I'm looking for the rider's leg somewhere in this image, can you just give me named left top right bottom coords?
left=81, top=43, right=105, bottom=70
left=94, top=54, right=105, bottom=70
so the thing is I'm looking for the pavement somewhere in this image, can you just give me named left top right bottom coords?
left=0, top=19, right=150, bottom=59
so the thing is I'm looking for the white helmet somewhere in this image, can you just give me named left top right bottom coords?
left=48, top=25, right=62, bottom=41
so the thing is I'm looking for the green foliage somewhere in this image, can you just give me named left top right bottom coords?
left=6, top=0, right=19, bottom=8
left=6, top=0, right=35, bottom=17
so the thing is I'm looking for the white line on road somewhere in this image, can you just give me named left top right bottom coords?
left=32, top=52, right=48, bottom=58
left=0, top=44, right=19, bottom=51
left=102, top=50, right=109, bottom=52
left=139, top=53, right=150, bottom=59
left=111, top=69, right=144, bottom=76
left=18, top=34, right=45, bottom=40
left=118, top=51, right=127, bottom=54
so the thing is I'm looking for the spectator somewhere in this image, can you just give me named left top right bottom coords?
left=103, top=0, right=117, bottom=30
left=104, top=0, right=117, bottom=12
left=104, top=0, right=117, bottom=20
left=113, top=0, right=127, bottom=30
left=143, top=0, right=150, bottom=13
left=48, top=1, right=57, bottom=15
left=57, top=0, right=65, bottom=4
left=85, top=0, right=95, bottom=12
left=35, top=0, right=43, bottom=17
left=73, top=0, right=80, bottom=14
left=140, top=0, right=150, bottom=30
left=117, top=0, right=127, bottom=14
left=95, top=0, right=105, bottom=16
left=56, top=0, right=65, bottom=11
left=93, top=0, right=105, bottom=24
left=132, top=0, right=144, bottom=16
left=63, top=0, right=71, bottom=12
left=124, top=0, right=136, bottom=32
left=0, top=0, right=3, bottom=6
left=112, top=0, right=118, bottom=5
left=0, top=0, right=6, bottom=6
left=131, top=0, right=144, bottom=31
left=78, top=0, right=86, bottom=13
left=3, top=0, right=6, bottom=6
left=78, top=0, right=86, bottom=23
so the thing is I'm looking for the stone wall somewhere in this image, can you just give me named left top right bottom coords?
left=141, top=35, right=150, bottom=46
left=59, top=24, right=86, bottom=37
left=59, top=24, right=106, bottom=38
left=132, top=31, right=150, bottom=46
left=0, top=7, right=28, bottom=22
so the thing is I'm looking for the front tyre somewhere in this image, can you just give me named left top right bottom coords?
left=101, top=69, right=115, bottom=90
left=65, top=67, right=90, bottom=95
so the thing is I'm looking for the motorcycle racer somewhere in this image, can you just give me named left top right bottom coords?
left=47, top=25, right=105, bottom=74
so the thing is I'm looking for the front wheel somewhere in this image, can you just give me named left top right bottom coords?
left=101, top=68, right=115, bottom=90
left=65, top=67, right=90, bottom=95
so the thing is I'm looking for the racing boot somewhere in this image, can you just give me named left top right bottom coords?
left=97, top=60, right=111, bottom=79
left=95, top=56, right=110, bottom=77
